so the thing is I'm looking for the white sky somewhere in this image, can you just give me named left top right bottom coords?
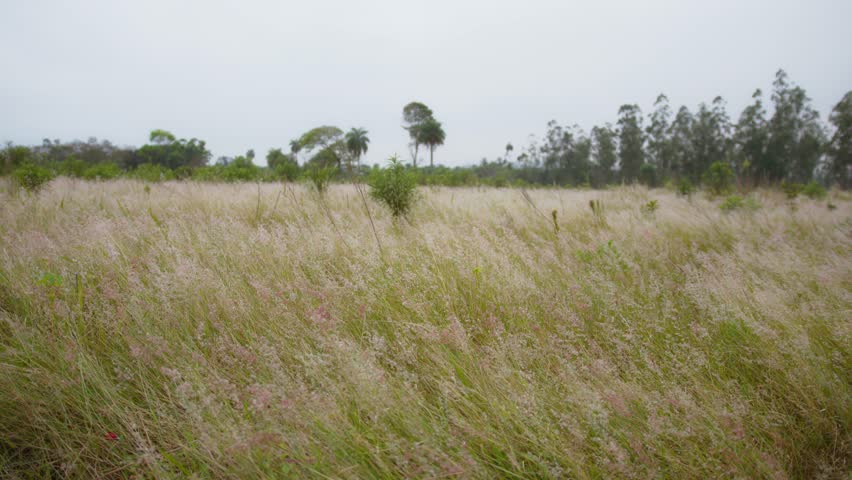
left=2, top=0, right=851, bottom=166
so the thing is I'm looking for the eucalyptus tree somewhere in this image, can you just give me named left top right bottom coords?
left=766, top=69, right=826, bottom=183
left=541, top=120, right=568, bottom=178
left=690, top=97, right=731, bottom=182
left=668, top=106, right=694, bottom=179
left=565, top=128, right=592, bottom=185
left=646, top=94, right=675, bottom=178
left=827, top=91, right=851, bottom=188
left=416, top=117, right=446, bottom=167
left=616, top=104, right=645, bottom=182
left=591, top=124, right=617, bottom=185
left=733, top=89, right=769, bottom=184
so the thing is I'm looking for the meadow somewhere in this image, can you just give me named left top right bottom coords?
left=0, top=178, right=849, bottom=479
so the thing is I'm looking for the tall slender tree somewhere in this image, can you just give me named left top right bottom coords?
left=668, top=106, right=694, bottom=179
left=402, top=102, right=433, bottom=167
left=566, top=127, right=592, bottom=185
left=591, top=124, right=617, bottom=185
left=766, top=69, right=826, bottom=182
left=733, top=89, right=769, bottom=184
left=827, top=91, right=852, bottom=188
left=616, top=104, right=645, bottom=182
left=690, top=96, right=731, bottom=181
left=646, top=94, right=674, bottom=177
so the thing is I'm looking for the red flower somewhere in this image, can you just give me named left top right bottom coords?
left=104, top=431, right=119, bottom=441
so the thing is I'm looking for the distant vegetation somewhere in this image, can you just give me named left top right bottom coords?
left=2, top=69, right=850, bottom=191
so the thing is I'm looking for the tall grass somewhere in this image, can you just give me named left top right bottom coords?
left=0, top=178, right=849, bottom=479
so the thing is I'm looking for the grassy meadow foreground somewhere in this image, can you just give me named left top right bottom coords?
left=0, top=179, right=849, bottom=479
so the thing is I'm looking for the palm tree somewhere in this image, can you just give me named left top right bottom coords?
left=345, top=128, right=370, bottom=172
left=417, top=118, right=445, bottom=167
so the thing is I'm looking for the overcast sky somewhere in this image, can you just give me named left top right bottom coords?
left=2, top=0, right=851, bottom=166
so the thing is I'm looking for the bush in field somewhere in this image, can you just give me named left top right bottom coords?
left=720, top=195, right=744, bottom=211
left=221, top=159, right=260, bottom=182
left=82, top=163, right=121, bottom=180
left=641, top=199, right=659, bottom=216
left=802, top=181, right=827, bottom=199
left=702, top=161, right=734, bottom=195
left=369, top=155, right=418, bottom=217
left=1, top=145, right=34, bottom=175
left=273, top=162, right=300, bottom=182
left=676, top=178, right=694, bottom=197
left=174, top=166, right=193, bottom=180
left=720, top=194, right=761, bottom=212
left=192, top=158, right=260, bottom=182
left=781, top=181, right=803, bottom=200
left=306, top=165, right=336, bottom=193
left=13, top=163, right=54, bottom=192
left=56, top=156, right=87, bottom=177
left=131, top=163, right=175, bottom=182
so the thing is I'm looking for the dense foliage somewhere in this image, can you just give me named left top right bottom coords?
left=1, top=69, right=849, bottom=190
left=368, top=156, right=418, bottom=217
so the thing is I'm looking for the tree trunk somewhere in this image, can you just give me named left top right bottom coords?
left=413, top=144, right=419, bottom=168
left=430, top=146, right=434, bottom=167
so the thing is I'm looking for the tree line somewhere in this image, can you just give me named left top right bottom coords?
left=491, top=70, right=849, bottom=189
left=2, top=69, right=849, bottom=190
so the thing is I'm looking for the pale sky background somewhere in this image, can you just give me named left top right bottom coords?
left=2, top=0, right=851, bottom=167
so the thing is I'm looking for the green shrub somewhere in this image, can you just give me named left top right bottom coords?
left=720, top=195, right=744, bottom=211
left=174, top=166, right=193, bottom=180
left=702, top=161, right=734, bottom=195
left=720, top=195, right=761, bottom=212
left=190, top=166, right=221, bottom=181
left=781, top=181, right=803, bottom=200
left=273, top=162, right=301, bottom=181
left=306, top=166, right=336, bottom=193
left=192, top=160, right=261, bottom=182
left=131, top=163, right=175, bottom=182
left=641, top=199, right=659, bottom=216
left=13, top=163, right=54, bottom=192
left=221, top=162, right=260, bottom=182
left=802, top=181, right=827, bottom=199
left=56, top=156, right=87, bottom=177
left=676, top=178, right=694, bottom=197
left=369, top=156, right=418, bottom=217
left=82, top=163, right=121, bottom=180
left=1, top=145, right=34, bottom=175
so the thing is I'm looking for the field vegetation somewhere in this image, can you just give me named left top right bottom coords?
left=1, top=178, right=849, bottom=478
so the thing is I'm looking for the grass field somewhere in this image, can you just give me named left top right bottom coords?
left=0, top=178, right=849, bottom=479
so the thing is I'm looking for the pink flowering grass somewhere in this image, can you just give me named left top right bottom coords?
left=0, top=177, right=849, bottom=478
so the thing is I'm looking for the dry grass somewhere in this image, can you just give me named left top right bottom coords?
left=0, top=178, right=849, bottom=479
